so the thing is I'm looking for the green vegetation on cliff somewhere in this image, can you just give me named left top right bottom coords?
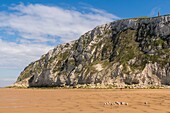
left=15, top=15, right=170, bottom=88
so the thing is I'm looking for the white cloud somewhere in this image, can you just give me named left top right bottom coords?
left=0, top=39, right=53, bottom=69
left=0, top=4, right=119, bottom=43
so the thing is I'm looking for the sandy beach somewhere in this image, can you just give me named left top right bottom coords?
left=0, top=88, right=170, bottom=113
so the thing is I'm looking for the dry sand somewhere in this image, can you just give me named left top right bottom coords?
left=0, top=88, right=170, bottom=113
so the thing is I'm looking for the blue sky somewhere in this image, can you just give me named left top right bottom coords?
left=1, top=0, right=170, bottom=18
left=0, top=0, right=170, bottom=87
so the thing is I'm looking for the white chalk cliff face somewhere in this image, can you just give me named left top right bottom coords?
left=14, top=15, right=170, bottom=88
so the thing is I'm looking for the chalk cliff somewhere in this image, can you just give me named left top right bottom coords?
left=14, top=15, right=170, bottom=88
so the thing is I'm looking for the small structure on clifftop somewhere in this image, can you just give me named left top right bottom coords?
left=158, top=11, right=160, bottom=16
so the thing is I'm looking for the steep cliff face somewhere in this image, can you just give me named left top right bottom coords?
left=14, top=15, right=170, bottom=88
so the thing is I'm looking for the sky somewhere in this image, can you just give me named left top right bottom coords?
left=0, top=0, right=170, bottom=87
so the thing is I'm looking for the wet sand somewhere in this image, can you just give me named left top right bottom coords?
left=0, top=88, right=170, bottom=113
